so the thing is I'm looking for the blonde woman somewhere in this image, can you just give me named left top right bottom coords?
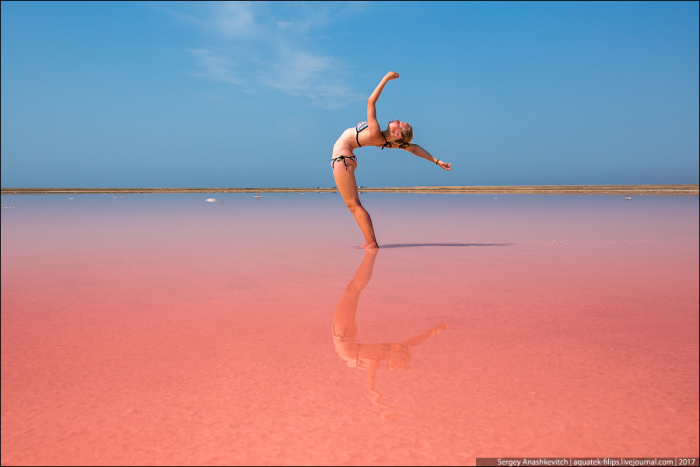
left=331, top=72, right=452, bottom=249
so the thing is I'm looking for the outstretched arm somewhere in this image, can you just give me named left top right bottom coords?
left=367, top=72, right=399, bottom=132
left=401, top=323, right=449, bottom=347
left=406, top=144, right=452, bottom=171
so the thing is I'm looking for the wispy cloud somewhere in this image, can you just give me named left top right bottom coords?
left=213, top=2, right=261, bottom=39
left=276, top=21, right=294, bottom=29
left=173, top=1, right=365, bottom=108
left=262, top=50, right=359, bottom=109
left=195, top=92, right=230, bottom=101
left=189, top=49, right=243, bottom=85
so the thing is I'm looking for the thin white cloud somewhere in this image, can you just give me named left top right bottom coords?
left=265, top=50, right=332, bottom=93
left=276, top=21, right=294, bottom=29
left=176, top=2, right=366, bottom=108
left=189, top=49, right=243, bottom=85
left=213, top=2, right=261, bottom=38
left=262, top=49, right=361, bottom=109
left=195, top=92, right=229, bottom=101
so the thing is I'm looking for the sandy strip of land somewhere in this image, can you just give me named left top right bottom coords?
left=1, top=185, right=698, bottom=195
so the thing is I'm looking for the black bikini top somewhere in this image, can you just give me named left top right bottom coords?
left=356, top=121, right=389, bottom=149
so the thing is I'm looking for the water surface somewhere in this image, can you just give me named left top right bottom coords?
left=2, top=193, right=698, bottom=465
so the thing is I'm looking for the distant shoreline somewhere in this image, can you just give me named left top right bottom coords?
left=2, top=185, right=698, bottom=195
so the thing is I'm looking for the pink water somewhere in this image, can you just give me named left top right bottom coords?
left=2, top=193, right=698, bottom=465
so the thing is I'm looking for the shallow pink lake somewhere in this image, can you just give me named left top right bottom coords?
left=1, top=193, right=698, bottom=465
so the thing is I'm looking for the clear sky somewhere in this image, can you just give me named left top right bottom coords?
left=1, top=1, right=698, bottom=188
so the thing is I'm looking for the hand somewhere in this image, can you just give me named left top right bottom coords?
left=429, top=323, right=449, bottom=336
left=384, top=71, right=399, bottom=81
left=436, top=160, right=452, bottom=171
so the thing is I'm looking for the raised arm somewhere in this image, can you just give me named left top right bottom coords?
left=366, top=72, right=399, bottom=132
left=406, top=144, right=452, bottom=171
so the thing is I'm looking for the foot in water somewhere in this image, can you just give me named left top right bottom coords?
left=361, top=242, right=380, bottom=250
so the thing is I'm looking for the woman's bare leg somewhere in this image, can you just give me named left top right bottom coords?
left=333, top=160, right=379, bottom=249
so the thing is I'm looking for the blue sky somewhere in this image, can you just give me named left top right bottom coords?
left=1, top=1, right=698, bottom=188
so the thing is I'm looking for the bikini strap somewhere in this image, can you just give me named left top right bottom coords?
left=356, top=121, right=368, bottom=148
left=381, top=131, right=391, bottom=150
left=331, top=155, right=355, bottom=171
left=355, top=121, right=390, bottom=149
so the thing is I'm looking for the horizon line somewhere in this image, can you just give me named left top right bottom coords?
left=2, top=184, right=698, bottom=195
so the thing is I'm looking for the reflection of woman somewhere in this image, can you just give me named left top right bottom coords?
left=332, top=249, right=448, bottom=419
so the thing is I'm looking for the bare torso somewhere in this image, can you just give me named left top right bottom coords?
left=332, top=126, right=386, bottom=160
left=331, top=127, right=359, bottom=159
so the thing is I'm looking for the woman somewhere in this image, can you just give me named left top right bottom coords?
left=331, top=71, right=452, bottom=249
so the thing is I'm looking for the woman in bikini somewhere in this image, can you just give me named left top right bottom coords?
left=331, top=71, right=452, bottom=249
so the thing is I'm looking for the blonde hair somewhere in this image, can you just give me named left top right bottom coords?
left=384, top=123, right=413, bottom=150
